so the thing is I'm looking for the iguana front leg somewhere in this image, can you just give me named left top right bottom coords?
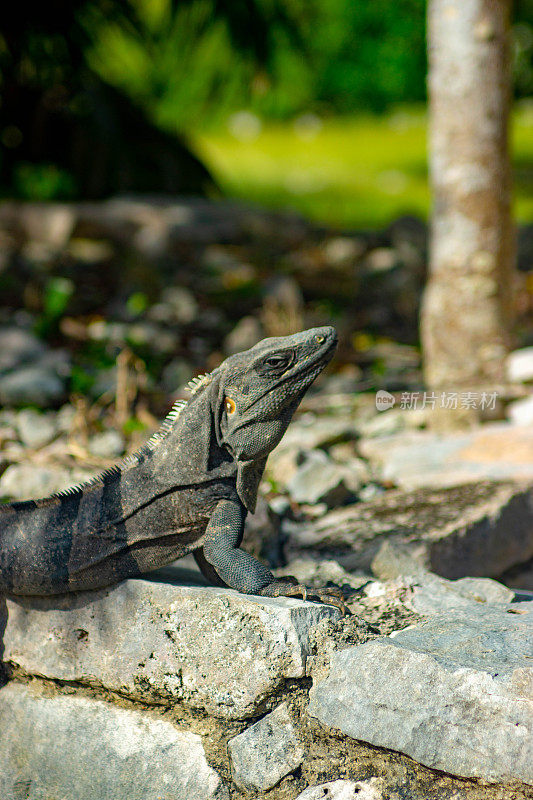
left=200, top=499, right=346, bottom=613
left=200, top=499, right=274, bottom=593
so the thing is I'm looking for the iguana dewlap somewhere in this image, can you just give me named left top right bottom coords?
left=0, top=327, right=344, bottom=610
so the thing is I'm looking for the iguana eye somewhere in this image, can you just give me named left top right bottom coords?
left=265, top=355, right=289, bottom=368
left=254, top=349, right=295, bottom=376
left=225, top=397, right=236, bottom=414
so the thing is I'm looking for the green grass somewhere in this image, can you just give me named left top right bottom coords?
left=192, top=104, right=533, bottom=229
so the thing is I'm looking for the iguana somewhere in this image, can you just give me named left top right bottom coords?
left=0, top=327, right=344, bottom=610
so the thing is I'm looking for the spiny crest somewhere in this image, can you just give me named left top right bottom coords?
left=186, top=372, right=211, bottom=396
left=51, top=371, right=213, bottom=500
left=143, top=398, right=188, bottom=450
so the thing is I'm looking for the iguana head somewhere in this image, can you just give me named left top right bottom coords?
left=212, top=326, right=337, bottom=510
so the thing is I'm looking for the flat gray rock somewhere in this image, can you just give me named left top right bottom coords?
left=0, top=463, right=96, bottom=501
left=284, top=481, right=533, bottom=579
left=0, top=682, right=228, bottom=800
left=15, top=409, right=58, bottom=449
left=409, top=574, right=516, bottom=615
left=87, top=429, right=125, bottom=457
left=0, top=327, right=46, bottom=373
left=3, top=575, right=340, bottom=719
left=287, top=450, right=353, bottom=507
left=0, top=328, right=70, bottom=407
left=371, top=541, right=516, bottom=613
left=359, top=423, right=533, bottom=488
left=309, top=605, right=533, bottom=785
left=0, top=364, right=67, bottom=407
left=276, top=415, right=358, bottom=452
left=228, top=702, right=304, bottom=791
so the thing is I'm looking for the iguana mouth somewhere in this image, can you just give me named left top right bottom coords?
left=314, top=327, right=338, bottom=363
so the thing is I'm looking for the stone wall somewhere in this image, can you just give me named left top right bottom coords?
left=1, top=562, right=531, bottom=800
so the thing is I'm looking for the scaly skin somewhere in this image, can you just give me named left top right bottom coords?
left=0, top=327, right=345, bottom=612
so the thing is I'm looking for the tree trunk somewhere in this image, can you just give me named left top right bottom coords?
left=421, top=0, right=515, bottom=388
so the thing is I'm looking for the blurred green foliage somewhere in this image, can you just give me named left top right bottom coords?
left=2, top=0, right=533, bottom=213
left=14, top=164, right=77, bottom=201
left=88, top=0, right=262, bottom=130
left=267, top=0, right=427, bottom=115
left=87, top=0, right=532, bottom=126
left=126, top=292, right=150, bottom=316
left=515, top=0, right=533, bottom=95
left=0, top=0, right=304, bottom=198
left=192, top=105, right=533, bottom=229
left=35, top=278, right=75, bottom=338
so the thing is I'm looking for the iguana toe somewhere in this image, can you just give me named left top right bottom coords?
left=307, top=587, right=349, bottom=616
left=259, top=579, right=348, bottom=615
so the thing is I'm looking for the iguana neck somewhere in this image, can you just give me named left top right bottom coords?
left=145, top=385, right=235, bottom=489
left=147, top=382, right=265, bottom=513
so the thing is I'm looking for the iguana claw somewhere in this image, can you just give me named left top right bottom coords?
left=259, top=578, right=349, bottom=616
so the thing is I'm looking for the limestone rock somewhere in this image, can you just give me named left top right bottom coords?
left=296, top=778, right=385, bottom=800
left=0, top=327, right=71, bottom=408
left=408, top=573, right=516, bottom=615
left=309, top=605, right=533, bottom=785
left=280, top=414, right=358, bottom=452
left=358, top=424, right=533, bottom=488
left=445, top=575, right=516, bottom=604
left=161, top=357, right=195, bottom=394
left=3, top=575, right=340, bottom=719
left=372, top=541, right=516, bottom=609
left=287, top=451, right=353, bottom=507
left=357, top=408, right=425, bottom=438
left=284, top=481, right=533, bottom=579
left=0, top=682, right=228, bottom=800
left=0, top=463, right=79, bottom=501
left=88, top=430, right=125, bottom=458
left=0, top=327, right=46, bottom=373
left=370, top=540, right=431, bottom=581
left=14, top=409, right=58, bottom=449
left=320, top=365, right=363, bottom=395
left=368, top=550, right=515, bottom=617
left=224, top=316, right=263, bottom=355
left=507, top=395, right=533, bottom=426
left=228, top=702, right=304, bottom=791
left=265, top=444, right=302, bottom=488
left=6, top=203, right=76, bottom=248
left=507, top=347, right=533, bottom=383
left=158, top=286, right=199, bottom=324
left=277, top=557, right=369, bottom=592
left=0, top=363, right=67, bottom=407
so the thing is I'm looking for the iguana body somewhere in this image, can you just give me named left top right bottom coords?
left=0, top=327, right=343, bottom=609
